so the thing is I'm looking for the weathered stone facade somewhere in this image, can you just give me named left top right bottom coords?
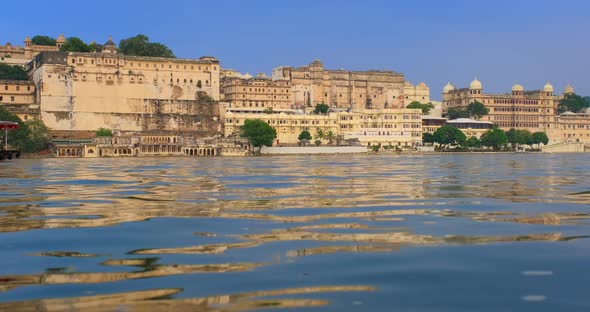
left=272, top=60, right=430, bottom=110
left=221, top=76, right=291, bottom=110
left=54, top=135, right=250, bottom=157
left=29, top=48, right=221, bottom=133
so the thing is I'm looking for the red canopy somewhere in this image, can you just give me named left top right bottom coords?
left=0, top=121, right=19, bottom=130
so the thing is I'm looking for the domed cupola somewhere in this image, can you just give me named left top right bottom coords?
left=512, top=84, right=524, bottom=92
left=443, top=81, right=455, bottom=93
left=563, top=83, right=574, bottom=95
left=469, top=77, right=482, bottom=90
left=543, top=82, right=554, bottom=93
left=103, top=36, right=117, bottom=54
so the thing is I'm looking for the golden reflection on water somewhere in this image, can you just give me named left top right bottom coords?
left=0, top=285, right=376, bottom=312
left=1, top=155, right=590, bottom=309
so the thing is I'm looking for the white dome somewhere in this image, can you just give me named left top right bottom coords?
left=443, top=82, right=455, bottom=93
left=543, top=82, right=554, bottom=93
left=417, top=82, right=428, bottom=89
left=512, top=84, right=524, bottom=92
left=469, top=78, right=482, bottom=90
left=563, top=84, right=574, bottom=94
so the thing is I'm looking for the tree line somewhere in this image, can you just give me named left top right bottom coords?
left=423, top=125, right=549, bottom=151
left=30, top=34, right=175, bottom=58
left=0, top=64, right=28, bottom=80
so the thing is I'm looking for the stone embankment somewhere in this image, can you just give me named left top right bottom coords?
left=260, top=146, right=367, bottom=155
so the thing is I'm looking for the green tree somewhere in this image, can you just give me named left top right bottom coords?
left=0, top=64, right=28, bottom=80
left=446, top=107, right=470, bottom=120
left=31, top=35, right=56, bottom=46
left=95, top=127, right=113, bottom=137
left=22, top=119, right=49, bottom=152
left=119, top=34, right=175, bottom=58
left=480, top=127, right=508, bottom=150
left=466, top=101, right=489, bottom=119
left=422, top=132, right=436, bottom=144
left=298, top=130, right=312, bottom=141
left=314, top=139, right=322, bottom=146
left=464, top=136, right=481, bottom=148
left=406, top=101, right=435, bottom=114
left=531, top=132, right=549, bottom=149
left=0, top=107, right=48, bottom=152
left=315, top=128, right=325, bottom=141
left=313, top=103, right=329, bottom=115
left=433, top=125, right=466, bottom=149
left=0, top=106, right=29, bottom=151
left=506, top=128, right=532, bottom=149
left=325, top=130, right=335, bottom=144
left=558, top=93, right=590, bottom=113
left=88, top=41, right=100, bottom=52
left=60, top=37, right=91, bottom=52
left=240, top=119, right=277, bottom=150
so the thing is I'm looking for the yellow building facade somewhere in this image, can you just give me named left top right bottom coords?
left=550, top=112, right=590, bottom=143
left=224, top=108, right=423, bottom=147
left=0, top=80, right=39, bottom=121
left=0, top=34, right=64, bottom=62
left=443, top=80, right=590, bottom=144
left=272, top=60, right=430, bottom=110
left=443, top=79, right=556, bottom=133
left=28, top=38, right=221, bottom=133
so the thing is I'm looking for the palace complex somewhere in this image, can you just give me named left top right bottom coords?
left=2, top=33, right=590, bottom=155
left=270, top=60, right=429, bottom=110
left=442, top=79, right=590, bottom=144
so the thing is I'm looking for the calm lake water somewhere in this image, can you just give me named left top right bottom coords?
left=0, top=154, right=589, bottom=311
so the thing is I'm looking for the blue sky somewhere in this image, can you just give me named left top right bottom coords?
left=2, top=0, right=588, bottom=99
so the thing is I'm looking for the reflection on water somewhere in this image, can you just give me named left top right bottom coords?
left=1, top=154, right=590, bottom=311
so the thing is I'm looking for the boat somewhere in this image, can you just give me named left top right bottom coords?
left=0, top=121, right=21, bottom=160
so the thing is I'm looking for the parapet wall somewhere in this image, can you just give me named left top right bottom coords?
left=260, top=146, right=367, bottom=155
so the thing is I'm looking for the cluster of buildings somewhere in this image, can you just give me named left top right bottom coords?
left=1, top=34, right=589, bottom=157
left=442, top=79, right=590, bottom=143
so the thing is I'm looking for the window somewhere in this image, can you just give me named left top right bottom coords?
left=0, top=96, right=3, bottom=101
left=16, top=86, right=19, bottom=91
left=10, top=96, right=15, bottom=101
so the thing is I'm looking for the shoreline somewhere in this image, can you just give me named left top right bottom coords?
left=11, top=150, right=583, bottom=160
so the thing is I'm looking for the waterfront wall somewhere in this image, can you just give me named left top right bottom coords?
left=260, top=146, right=367, bottom=155
left=542, top=142, right=586, bottom=153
